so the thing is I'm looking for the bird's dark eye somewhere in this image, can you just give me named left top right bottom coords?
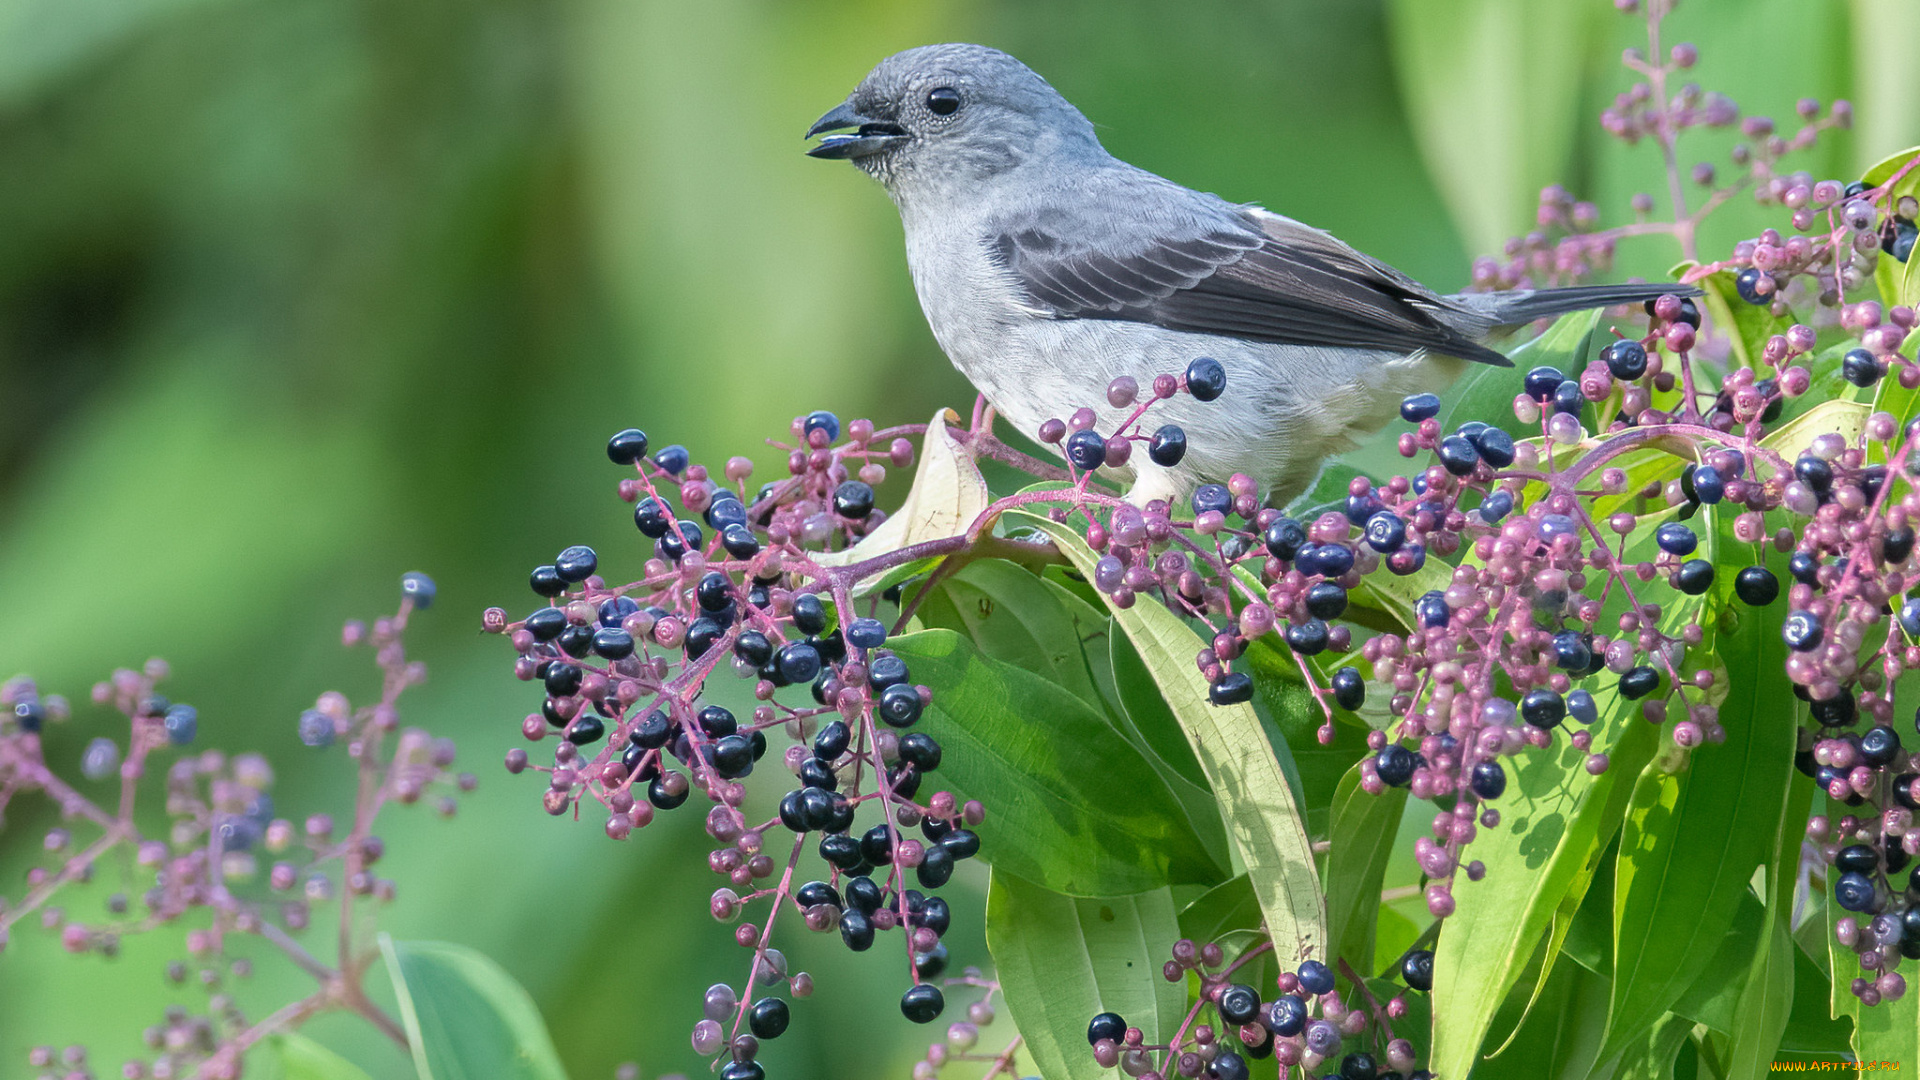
left=926, top=87, right=961, bottom=116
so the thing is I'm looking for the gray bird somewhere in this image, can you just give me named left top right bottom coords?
left=807, top=44, right=1683, bottom=507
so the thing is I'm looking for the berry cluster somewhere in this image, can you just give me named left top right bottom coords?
left=1082, top=944, right=1434, bottom=1080
left=2, top=580, right=463, bottom=1079
left=490, top=417, right=1006, bottom=1080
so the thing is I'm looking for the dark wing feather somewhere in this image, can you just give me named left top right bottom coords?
left=991, top=198, right=1513, bottom=367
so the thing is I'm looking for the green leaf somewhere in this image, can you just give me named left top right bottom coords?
left=1601, top=598, right=1796, bottom=1062
left=814, top=408, right=989, bottom=588
left=1476, top=953, right=1613, bottom=1080
left=916, top=558, right=1110, bottom=709
left=1385, top=0, right=1602, bottom=255
left=379, top=936, right=569, bottom=1080
left=255, top=1033, right=376, bottom=1080
left=1012, top=510, right=1328, bottom=965
left=1865, top=147, right=1920, bottom=312
left=1177, top=874, right=1262, bottom=949
left=1427, top=687, right=1656, bottom=1079
left=891, top=628, right=1230, bottom=893
left=986, top=871, right=1186, bottom=1080
left=1324, top=766, right=1404, bottom=978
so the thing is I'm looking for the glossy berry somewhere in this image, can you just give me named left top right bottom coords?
left=868, top=654, right=910, bottom=688
left=528, top=564, right=566, bottom=598
left=847, top=618, right=887, bottom=649
left=591, top=628, right=635, bottom=660
left=1674, top=559, right=1715, bottom=596
left=833, top=481, right=876, bottom=519
left=1478, top=490, right=1514, bottom=523
left=1788, top=552, right=1821, bottom=585
left=840, top=909, right=875, bottom=951
left=1436, top=435, right=1479, bottom=476
left=606, top=428, right=649, bottom=464
left=1192, top=484, right=1232, bottom=517
left=1644, top=295, right=1700, bottom=328
left=1305, top=582, right=1348, bottom=619
left=657, top=520, right=703, bottom=561
left=1263, top=518, right=1306, bottom=560
left=1833, top=871, right=1876, bottom=913
left=1472, top=426, right=1516, bottom=467
left=1185, top=357, right=1227, bottom=401
left=683, top=618, right=721, bottom=660
left=1208, top=1052, right=1249, bottom=1080
left=899, top=732, right=942, bottom=771
left=917, top=845, right=955, bottom=887
left=1689, top=465, right=1724, bottom=504
left=1861, top=726, right=1902, bottom=767
left=1065, top=429, right=1107, bottom=470
left=1843, top=348, right=1884, bottom=387
left=1734, top=267, right=1770, bottom=305
left=1209, top=672, right=1254, bottom=706
left=900, top=984, right=944, bottom=1024
left=1885, top=527, right=1916, bottom=566
left=1794, top=455, right=1833, bottom=492
left=1087, top=1013, right=1127, bottom=1046
left=1618, top=666, right=1660, bottom=700
left=878, top=682, right=924, bottom=727
left=748, top=997, right=789, bottom=1039
left=1551, top=632, right=1591, bottom=671
left=1521, top=688, right=1565, bottom=728
left=705, top=494, right=748, bottom=531
left=1523, top=366, right=1565, bottom=400
left=1339, top=1053, right=1377, bottom=1080
left=652, top=445, right=689, bottom=475
left=554, top=545, right=597, bottom=583
left=1285, top=619, right=1329, bottom=656
left=1469, top=760, right=1507, bottom=800
left=1402, top=948, right=1434, bottom=992
left=1217, top=983, right=1260, bottom=1025
left=1568, top=689, right=1598, bottom=724
left=719, top=1063, right=764, bottom=1080
left=1654, top=522, right=1697, bottom=556
left=775, top=642, right=822, bottom=684
left=1364, top=511, right=1406, bottom=552
left=1375, top=745, right=1415, bottom=787
left=1148, top=425, right=1188, bottom=467
left=1295, top=960, right=1335, bottom=996
left=1265, top=995, right=1307, bottom=1036
left=1782, top=610, right=1823, bottom=652
left=1551, top=379, right=1585, bottom=415
left=633, top=497, right=670, bottom=538
left=1900, top=599, right=1920, bottom=637
left=1400, top=392, right=1442, bottom=422
left=804, top=410, right=841, bottom=443
left=1602, top=339, right=1648, bottom=380
left=566, top=716, right=605, bottom=746
left=1331, top=667, right=1365, bottom=710
left=1415, top=591, right=1449, bottom=629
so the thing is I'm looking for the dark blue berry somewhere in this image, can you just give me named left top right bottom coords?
left=1219, top=983, right=1261, bottom=1025
left=706, top=496, right=748, bottom=532
left=900, top=984, right=944, bottom=1024
left=1551, top=632, right=1591, bottom=671
left=1523, top=366, right=1565, bottom=400
left=1065, top=429, right=1107, bottom=470
left=1734, top=267, right=1770, bottom=305
left=847, top=618, right=887, bottom=648
left=1209, top=672, right=1254, bottom=706
left=633, top=497, right=671, bottom=538
left=1148, top=425, right=1188, bottom=467
left=1551, top=379, right=1585, bottom=415
left=878, top=682, right=924, bottom=727
left=566, top=715, right=605, bottom=746
left=1521, top=688, right=1566, bottom=728
left=775, top=642, right=822, bottom=684
left=529, top=565, right=566, bottom=597
left=840, top=909, right=875, bottom=950
left=1843, top=348, right=1884, bottom=387
left=804, top=411, right=841, bottom=443
left=1602, top=339, right=1649, bottom=380
left=657, top=520, right=703, bottom=561
left=543, top=662, right=583, bottom=698
left=591, top=628, right=635, bottom=659
left=1192, top=484, right=1232, bottom=517
left=297, top=709, right=335, bottom=748
left=1331, top=667, right=1365, bottom=710
left=914, top=941, right=950, bottom=980
left=698, top=705, right=737, bottom=738
left=1890, top=218, right=1917, bottom=263
left=1402, top=949, right=1434, bottom=992
left=1674, top=559, right=1715, bottom=595
left=1364, top=512, right=1406, bottom=553
left=1087, top=1013, right=1127, bottom=1046
left=1794, top=455, right=1833, bottom=492
left=554, top=546, right=597, bottom=583
left=1302, top=543, right=1354, bottom=578
left=1265, top=995, right=1306, bottom=1036
left=1295, top=960, right=1335, bottom=996
left=734, top=630, right=773, bottom=667
left=1344, top=489, right=1385, bottom=526
left=653, top=445, right=689, bottom=475
left=1783, top=610, right=1823, bottom=651
left=1285, top=619, right=1329, bottom=656
left=1469, top=760, right=1507, bottom=800
left=1788, top=551, right=1821, bottom=585
left=1884, top=527, right=1916, bottom=566
left=399, top=571, right=436, bottom=609
left=1472, top=426, right=1516, bottom=467
left=1810, top=692, right=1856, bottom=728
left=1186, top=357, right=1227, bottom=401
left=1691, top=465, right=1724, bottom=504
left=721, top=523, right=760, bottom=559
left=1400, top=393, right=1442, bottom=422
left=748, top=997, right=789, bottom=1039
left=607, top=428, right=649, bottom=464
left=1654, top=522, right=1697, bottom=556
left=1415, top=591, right=1449, bottom=629
left=1340, top=1053, right=1376, bottom=1080
left=683, top=618, right=721, bottom=660
left=1478, top=490, right=1513, bottom=523
left=1305, top=582, right=1348, bottom=619
left=1833, top=871, right=1876, bottom=913
left=1568, top=689, right=1598, bottom=724
left=813, top=720, right=850, bottom=761
left=899, top=732, right=942, bottom=771
left=917, top=844, right=955, bottom=888
left=939, top=828, right=978, bottom=860
left=834, top=481, right=876, bottom=519
left=791, top=593, right=827, bottom=635
left=1900, top=599, right=1920, bottom=637
left=1375, top=745, right=1415, bottom=787
left=719, top=1062, right=764, bottom=1080
left=1209, top=1052, right=1249, bottom=1080
left=1861, top=726, right=1902, bottom=766
left=1263, top=518, right=1306, bottom=560
left=1436, top=435, right=1480, bottom=476
left=868, top=654, right=910, bottom=689
left=1619, top=666, right=1660, bottom=700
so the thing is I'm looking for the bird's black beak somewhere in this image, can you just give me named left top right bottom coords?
left=805, top=102, right=908, bottom=159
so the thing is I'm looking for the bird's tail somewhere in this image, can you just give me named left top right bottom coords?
left=1457, top=282, right=1703, bottom=328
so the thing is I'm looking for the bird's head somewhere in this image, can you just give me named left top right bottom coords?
left=806, top=44, right=1101, bottom=200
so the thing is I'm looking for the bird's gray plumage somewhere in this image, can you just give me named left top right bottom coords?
left=808, top=44, right=1688, bottom=507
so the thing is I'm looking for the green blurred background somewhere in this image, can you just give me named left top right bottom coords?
left=0, top=0, right=1911, bottom=1076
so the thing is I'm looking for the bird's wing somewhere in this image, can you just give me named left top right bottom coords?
left=988, top=184, right=1512, bottom=367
